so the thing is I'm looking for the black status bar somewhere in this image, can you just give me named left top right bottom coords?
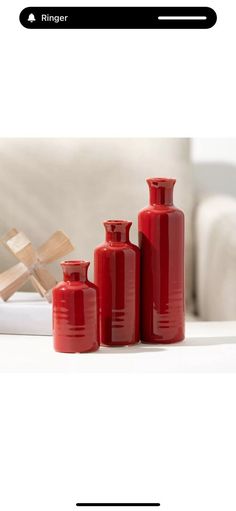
left=20, top=7, right=217, bottom=29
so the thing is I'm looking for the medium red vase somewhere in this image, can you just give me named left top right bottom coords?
left=138, top=178, right=185, bottom=343
left=94, top=220, right=140, bottom=346
left=53, top=260, right=99, bottom=353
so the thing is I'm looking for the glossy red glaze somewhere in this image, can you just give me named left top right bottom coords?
left=138, top=178, right=185, bottom=343
left=94, top=220, right=140, bottom=346
left=53, top=261, right=99, bottom=353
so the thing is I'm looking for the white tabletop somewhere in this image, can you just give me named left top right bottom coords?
left=0, top=321, right=235, bottom=373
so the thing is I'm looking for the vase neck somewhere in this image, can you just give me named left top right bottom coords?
left=61, top=261, right=89, bottom=282
left=104, top=220, right=132, bottom=243
left=147, top=178, right=176, bottom=206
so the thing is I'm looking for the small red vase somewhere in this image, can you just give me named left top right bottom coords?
left=138, top=178, right=185, bottom=344
left=94, top=220, right=140, bottom=347
left=53, top=260, right=99, bottom=353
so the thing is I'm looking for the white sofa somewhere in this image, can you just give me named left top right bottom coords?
left=0, top=138, right=235, bottom=321
left=193, top=161, right=236, bottom=320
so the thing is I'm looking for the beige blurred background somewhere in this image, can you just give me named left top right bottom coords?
left=0, top=138, right=235, bottom=321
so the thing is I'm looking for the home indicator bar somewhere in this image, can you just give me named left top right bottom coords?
left=20, top=7, right=217, bottom=29
left=76, top=505, right=161, bottom=509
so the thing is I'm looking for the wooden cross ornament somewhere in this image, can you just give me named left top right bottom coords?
left=0, top=229, right=74, bottom=302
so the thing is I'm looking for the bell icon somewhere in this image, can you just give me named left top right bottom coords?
left=28, top=13, right=36, bottom=22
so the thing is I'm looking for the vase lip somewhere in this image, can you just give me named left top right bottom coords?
left=147, top=177, right=176, bottom=188
left=60, top=260, right=90, bottom=268
left=104, top=220, right=132, bottom=226
left=103, top=220, right=132, bottom=232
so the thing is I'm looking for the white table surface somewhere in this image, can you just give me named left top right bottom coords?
left=0, top=321, right=235, bottom=373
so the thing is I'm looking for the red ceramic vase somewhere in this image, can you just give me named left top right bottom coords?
left=138, top=178, right=185, bottom=343
left=94, top=220, right=140, bottom=346
left=53, top=260, right=99, bottom=353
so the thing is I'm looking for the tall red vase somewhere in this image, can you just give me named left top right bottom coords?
left=138, top=178, right=185, bottom=343
left=53, top=260, right=99, bottom=353
left=94, top=220, right=140, bottom=346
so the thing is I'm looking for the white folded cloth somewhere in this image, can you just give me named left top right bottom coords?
left=0, top=292, right=52, bottom=335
